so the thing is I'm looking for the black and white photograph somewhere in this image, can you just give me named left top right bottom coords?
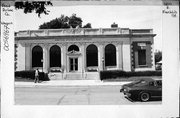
left=1, top=0, right=179, bottom=118
left=14, top=1, right=163, bottom=105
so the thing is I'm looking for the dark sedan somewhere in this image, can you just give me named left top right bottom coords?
left=120, top=78, right=162, bottom=102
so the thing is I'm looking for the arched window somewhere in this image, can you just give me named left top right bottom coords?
left=50, top=45, right=61, bottom=67
left=86, top=44, right=98, bottom=67
left=105, top=44, right=116, bottom=66
left=32, top=45, right=43, bottom=67
left=68, top=45, right=79, bottom=52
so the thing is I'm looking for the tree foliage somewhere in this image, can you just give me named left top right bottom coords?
left=155, top=50, right=162, bottom=63
left=69, top=14, right=83, bottom=28
left=39, top=14, right=92, bottom=29
left=83, top=23, right=92, bottom=28
left=15, top=1, right=53, bottom=17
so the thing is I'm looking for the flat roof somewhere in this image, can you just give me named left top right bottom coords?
left=15, top=28, right=156, bottom=39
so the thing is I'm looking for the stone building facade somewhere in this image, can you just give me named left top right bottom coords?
left=15, top=27, right=156, bottom=80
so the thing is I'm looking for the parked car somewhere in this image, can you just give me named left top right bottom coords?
left=155, top=61, right=162, bottom=70
left=120, top=78, right=162, bottom=102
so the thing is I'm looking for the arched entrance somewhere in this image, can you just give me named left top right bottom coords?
left=32, top=45, right=43, bottom=67
left=50, top=45, right=61, bottom=67
left=105, top=44, right=116, bottom=67
left=86, top=44, right=98, bottom=67
left=68, top=45, right=80, bottom=72
left=68, top=45, right=79, bottom=52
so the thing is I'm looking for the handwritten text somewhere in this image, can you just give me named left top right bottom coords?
left=1, top=2, right=13, bottom=51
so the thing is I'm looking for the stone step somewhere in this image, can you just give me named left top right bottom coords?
left=48, top=73, right=63, bottom=80
left=48, top=72, right=100, bottom=80
left=85, top=72, right=99, bottom=80
left=66, top=73, right=83, bottom=80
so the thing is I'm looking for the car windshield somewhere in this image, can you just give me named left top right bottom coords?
left=149, top=81, right=155, bottom=86
left=133, top=80, right=148, bottom=86
left=149, top=80, right=162, bottom=87
left=156, top=80, right=162, bottom=86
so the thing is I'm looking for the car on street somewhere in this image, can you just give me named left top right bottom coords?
left=155, top=61, right=162, bottom=70
left=120, top=78, right=162, bottom=102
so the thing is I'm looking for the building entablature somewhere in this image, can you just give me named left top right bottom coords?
left=15, top=28, right=156, bottom=40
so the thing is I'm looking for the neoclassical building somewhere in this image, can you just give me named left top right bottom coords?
left=15, top=27, right=156, bottom=80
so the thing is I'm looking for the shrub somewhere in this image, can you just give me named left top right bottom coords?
left=100, top=70, right=162, bottom=80
left=15, top=70, right=50, bottom=81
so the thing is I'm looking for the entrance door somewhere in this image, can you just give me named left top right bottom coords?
left=69, top=58, right=78, bottom=72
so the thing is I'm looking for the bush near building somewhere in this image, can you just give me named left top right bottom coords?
left=15, top=70, right=50, bottom=81
left=100, top=70, right=162, bottom=80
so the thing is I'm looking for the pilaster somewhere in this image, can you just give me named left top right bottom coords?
left=61, top=44, right=67, bottom=74
left=43, top=44, right=49, bottom=73
left=116, top=43, right=123, bottom=70
left=25, top=43, right=31, bottom=70
left=122, top=43, right=131, bottom=71
left=98, top=44, right=104, bottom=71
left=80, top=43, right=86, bottom=78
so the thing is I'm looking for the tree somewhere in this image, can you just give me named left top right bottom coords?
left=39, top=15, right=70, bottom=29
left=39, top=14, right=92, bottom=29
left=15, top=1, right=53, bottom=17
left=15, top=1, right=92, bottom=28
left=68, top=14, right=82, bottom=28
left=83, top=23, right=92, bottom=28
left=155, top=50, right=162, bottom=63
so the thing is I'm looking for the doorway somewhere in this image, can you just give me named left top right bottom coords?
left=69, top=58, right=78, bottom=72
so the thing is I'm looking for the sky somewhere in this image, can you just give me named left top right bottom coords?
left=15, top=5, right=162, bottom=50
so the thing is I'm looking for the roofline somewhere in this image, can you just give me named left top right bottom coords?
left=15, top=34, right=156, bottom=40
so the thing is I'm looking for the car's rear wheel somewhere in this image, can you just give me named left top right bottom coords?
left=140, top=92, right=150, bottom=102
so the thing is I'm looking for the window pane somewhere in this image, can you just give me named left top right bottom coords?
left=68, top=45, right=79, bottom=52
left=138, top=50, right=146, bottom=65
left=86, top=44, right=98, bottom=67
left=75, top=58, right=78, bottom=70
left=50, top=45, right=61, bottom=67
left=105, top=44, right=116, bottom=66
left=32, top=46, right=43, bottom=67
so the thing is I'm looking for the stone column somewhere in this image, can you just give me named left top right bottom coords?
left=122, top=43, right=131, bottom=71
left=84, top=45, right=87, bottom=72
left=116, top=43, right=123, bottom=70
left=43, top=44, right=49, bottom=73
left=116, top=45, right=120, bottom=69
left=25, top=43, right=31, bottom=70
left=119, top=44, right=123, bottom=70
left=61, top=44, right=67, bottom=72
left=98, top=44, right=104, bottom=71
left=151, top=41, right=155, bottom=70
left=80, top=44, right=85, bottom=78
left=61, top=44, right=67, bottom=79
left=47, top=46, right=50, bottom=72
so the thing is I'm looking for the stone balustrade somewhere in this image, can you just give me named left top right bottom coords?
left=15, top=28, right=153, bottom=37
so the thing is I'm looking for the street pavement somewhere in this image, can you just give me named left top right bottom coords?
left=15, top=85, right=162, bottom=105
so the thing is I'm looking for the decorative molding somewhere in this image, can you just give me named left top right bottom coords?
left=20, top=43, right=26, bottom=47
left=43, top=43, right=50, bottom=48
left=31, top=44, right=43, bottom=50
left=61, top=43, right=68, bottom=46
left=25, top=43, right=31, bottom=47
left=96, top=42, right=105, bottom=46
left=78, top=42, right=86, bottom=46
left=67, top=42, right=79, bottom=47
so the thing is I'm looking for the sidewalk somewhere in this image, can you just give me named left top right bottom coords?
left=15, top=80, right=131, bottom=87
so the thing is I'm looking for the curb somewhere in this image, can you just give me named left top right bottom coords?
left=15, top=81, right=131, bottom=87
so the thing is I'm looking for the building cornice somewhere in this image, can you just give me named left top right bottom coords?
left=15, top=28, right=156, bottom=40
